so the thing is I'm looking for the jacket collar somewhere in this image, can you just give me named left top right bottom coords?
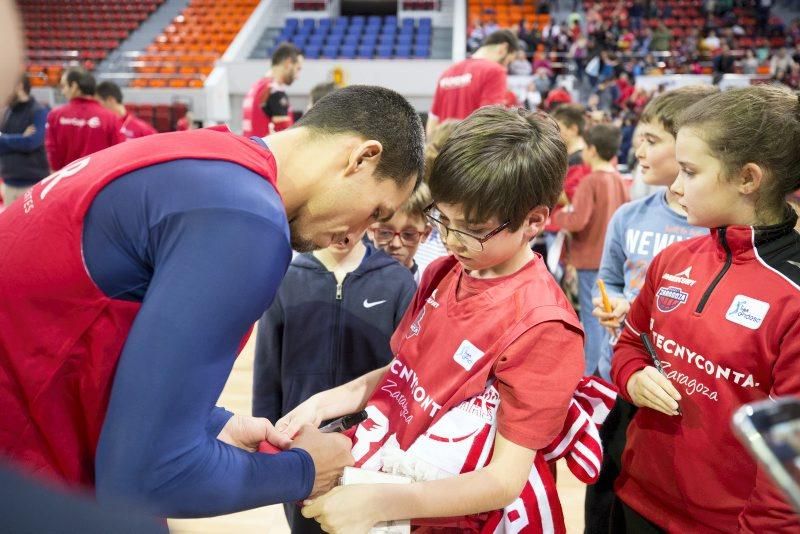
left=710, top=205, right=798, bottom=262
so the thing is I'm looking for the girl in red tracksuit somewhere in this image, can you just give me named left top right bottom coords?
left=610, top=85, right=800, bottom=533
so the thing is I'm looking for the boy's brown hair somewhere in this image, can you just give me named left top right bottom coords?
left=423, top=120, right=460, bottom=183
left=398, top=182, right=432, bottom=222
left=551, top=104, right=586, bottom=137
left=429, top=106, right=567, bottom=231
left=639, top=85, right=718, bottom=137
left=585, top=124, right=621, bottom=162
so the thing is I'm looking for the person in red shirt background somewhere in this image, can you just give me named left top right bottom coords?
left=241, top=43, right=303, bottom=137
left=45, top=68, right=124, bottom=171
left=426, top=29, right=519, bottom=137
left=96, top=81, right=157, bottom=140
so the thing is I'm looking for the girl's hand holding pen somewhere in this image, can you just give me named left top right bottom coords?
left=627, top=366, right=682, bottom=416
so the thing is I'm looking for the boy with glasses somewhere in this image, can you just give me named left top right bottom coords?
left=277, top=107, right=606, bottom=533
left=254, top=228, right=416, bottom=534
left=368, top=183, right=443, bottom=283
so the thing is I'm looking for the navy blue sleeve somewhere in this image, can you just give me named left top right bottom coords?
left=87, top=159, right=315, bottom=517
left=0, top=106, right=47, bottom=153
left=253, top=294, right=285, bottom=423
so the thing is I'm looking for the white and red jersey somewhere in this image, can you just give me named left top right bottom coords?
left=612, top=210, right=800, bottom=532
left=350, top=256, right=616, bottom=532
left=430, top=58, right=508, bottom=122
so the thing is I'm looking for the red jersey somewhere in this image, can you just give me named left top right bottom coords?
left=45, top=97, right=125, bottom=171
left=430, top=58, right=508, bottom=121
left=0, top=127, right=278, bottom=487
left=120, top=112, right=157, bottom=139
left=241, top=77, right=294, bottom=137
left=612, top=214, right=800, bottom=532
left=351, top=255, right=587, bottom=532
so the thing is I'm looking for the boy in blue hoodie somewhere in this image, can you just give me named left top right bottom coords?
left=253, top=229, right=416, bottom=534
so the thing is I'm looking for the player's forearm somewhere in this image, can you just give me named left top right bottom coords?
left=373, top=465, right=521, bottom=522
left=315, top=365, right=389, bottom=421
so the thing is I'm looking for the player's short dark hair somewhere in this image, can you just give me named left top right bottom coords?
left=551, top=103, right=586, bottom=137
left=585, top=123, right=621, bottom=161
left=271, top=42, right=302, bottom=66
left=295, top=85, right=424, bottom=188
left=64, top=68, right=96, bottom=96
left=20, top=73, right=31, bottom=95
left=430, top=106, right=567, bottom=231
left=310, top=82, right=337, bottom=106
left=482, top=30, right=521, bottom=53
left=96, top=80, right=124, bottom=103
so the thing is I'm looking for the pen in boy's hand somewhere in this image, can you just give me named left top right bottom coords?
left=639, top=332, right=681, bottom=414
left=597, top=279, right=613, bottom=313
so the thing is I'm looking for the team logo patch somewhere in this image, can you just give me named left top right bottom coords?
left=725, top=295, right=770, bottom=330
left=406, top=307, right=426, bottom=339
left=655, top=286, right=688, bottom=313
left=453, top=340, right=485, bottom=371
left=661, top=266, right=696, bottom=286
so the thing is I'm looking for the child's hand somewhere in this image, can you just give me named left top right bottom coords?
left=302, top=485, right=381, bottom=534
left=276, top=396, right=323, bottom=439
left=591, top=296, right=630, bottom=333
left=627, top=367, right=681, bottom=416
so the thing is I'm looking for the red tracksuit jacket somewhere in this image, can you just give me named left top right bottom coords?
left=612, top=208, right=800, bottom=532
left=45, top=97, right=125, bottom=171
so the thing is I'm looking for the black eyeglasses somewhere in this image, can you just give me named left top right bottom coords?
left=372, top=227, right=424, bottom=246
left=423, top=204, right=510, bottom=252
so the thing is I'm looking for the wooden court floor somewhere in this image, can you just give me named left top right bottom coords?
left=169, top=332, right=587, bottom=534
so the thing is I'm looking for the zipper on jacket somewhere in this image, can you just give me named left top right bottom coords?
left=333, top=276, right=347, bottom=385
left=336, top=283, right=343, bottom=300
left=695, top=227, right=732, bottom=314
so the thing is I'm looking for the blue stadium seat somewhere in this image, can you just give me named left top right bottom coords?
left=322, top=45, right=338, bottom=58
left=319, top=18, right=331, bottom=28
left=401, top=18, right=415, bottom=29
left=397, top=34, right=413, bottom=46
left=309, top=34, right=325, bottom=46
left=313, top=26, right=329, bottom=37
left=414, top=33, right=430, bottom=44
left=285, top=18, right=299, bottom=28
left=395, top=44, right=411, bottom=58
left=357, top=44, right=374, bottom=58
left=419, top=17, right=432, bottom=28
left=302, top=18, right=316, bottom=29
left=377, top=44, right=393, bottom=58
left=361, top=34, right=377, bottom=45
left=413, top=44, right=429, bottom=58
left=351, top=16, right=365, bottom=25
left=292, top=35, right=307, bottom=47
left=329, top=26, right=345, bottom=36
left=363, top=25, right=379, bottom=36
left=304, top=45, right=321, bottom=59
left=381, top=25, right=397, bottom=35
left=367, top=15, right=382, bottom=26
left=340, top=45, right=356, bottom=58
left=335, top=16, right=348, bottom=26
left=385, top=15, right=397, bottom=25
left=379, top=34, right=395, bottom=45
left=326, top=34, right=343, bottom=45
left=344, top=34, right=360, bottom=46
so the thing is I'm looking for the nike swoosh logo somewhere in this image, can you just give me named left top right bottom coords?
left=788, top=260, right=800, bottom=269
left=363, top=299, right=387, bottom=308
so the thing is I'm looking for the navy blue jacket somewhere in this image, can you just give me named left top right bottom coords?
left=253, top=243, right=416, bottom=423
left=0, top=97, right=49, bottom=186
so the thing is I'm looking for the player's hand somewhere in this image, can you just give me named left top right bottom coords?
left=23, top=125, right=36, bottom=137
left=291, top=425, right=354, bottom=499
left=592, top=296, right=630, bottom=334
left=217, top=413, right=292, bottom=451
left=627, top=367, right=682, bottom=416
left=302, top=485, right=380, bottom=534
left=276, top=396, right=323, bottom=439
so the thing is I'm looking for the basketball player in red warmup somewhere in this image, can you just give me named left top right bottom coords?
left=242, top=42, right=303, bottom=137
left=426, top=30, right=519, bottom=137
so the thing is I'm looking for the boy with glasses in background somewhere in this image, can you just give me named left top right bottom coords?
left=254, top=228, right=416, bottom=534
left=369, top=183, right=444, bottom=284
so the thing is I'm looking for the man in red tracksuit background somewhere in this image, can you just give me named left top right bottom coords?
left=45, top=68, right=124, bottom=171
left=96, top=81, right=158, bottom=140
